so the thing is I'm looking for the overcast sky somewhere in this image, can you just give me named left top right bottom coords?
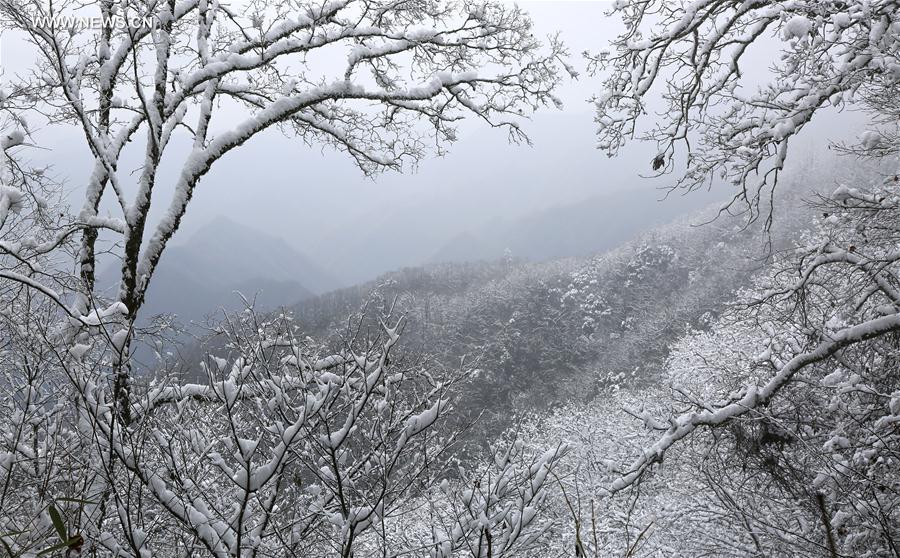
left=3, top=1, right=870, bottom=285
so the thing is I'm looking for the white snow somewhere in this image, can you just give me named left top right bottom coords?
left=860, top=130, right=882, bottom=149
left=781, top=16, right=812, bottom=41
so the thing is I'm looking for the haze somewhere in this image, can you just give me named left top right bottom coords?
left=3, top=0, right=866, bottom=290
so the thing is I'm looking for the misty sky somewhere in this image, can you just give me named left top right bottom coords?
left=2, top=1, right=871, bottom=285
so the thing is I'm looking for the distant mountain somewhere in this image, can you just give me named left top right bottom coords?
left=430, top=186, right=725, bottom=264
left=311, top=200, right=469, bottom=286
left=101, top=216, right=338, bottom=324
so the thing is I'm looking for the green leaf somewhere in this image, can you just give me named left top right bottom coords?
left=47, top=505, right=66, bottom=542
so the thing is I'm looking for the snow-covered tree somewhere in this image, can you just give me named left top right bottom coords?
left=592, top=0, right=900, bottom=224
left=1, top=96, right=77, bottom=309
left=0, top=295, right=566, bottom=555
left=0, top=0, right=564, bottom=422
left=612, top=168, right=900, bottom=556
left=588, top=3, right=900, bottom=553
left=0, top=0, right=567, bottom=554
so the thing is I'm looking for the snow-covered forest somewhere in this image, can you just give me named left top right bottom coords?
left=1, top=0, right=898, bottom=556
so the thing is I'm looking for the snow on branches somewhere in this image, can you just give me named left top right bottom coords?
left=592, top=0, right=900, bottom=225
left=0, top=300, right=564, bottom=555
left=1, top=0, right=564, bottom=326
left=0, top=0, right=566, bottom=478
left=0, top=2, right=569, bottom=552
left=613, top=168, right=900, bottom=556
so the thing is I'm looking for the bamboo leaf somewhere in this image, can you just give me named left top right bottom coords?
left=47, top=505, right=66, bottom=542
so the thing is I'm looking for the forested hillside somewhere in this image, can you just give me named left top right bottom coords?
left=278, top=189, right=810, bottom=437
left=3, top=0, right=899, bottom=555
left=518, top=165, right=900, bottom=557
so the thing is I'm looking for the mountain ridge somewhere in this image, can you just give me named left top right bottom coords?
left=101, top=216, right=338, bottom=323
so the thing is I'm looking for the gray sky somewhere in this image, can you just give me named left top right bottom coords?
left=2, top=1, right=870, bottom=285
